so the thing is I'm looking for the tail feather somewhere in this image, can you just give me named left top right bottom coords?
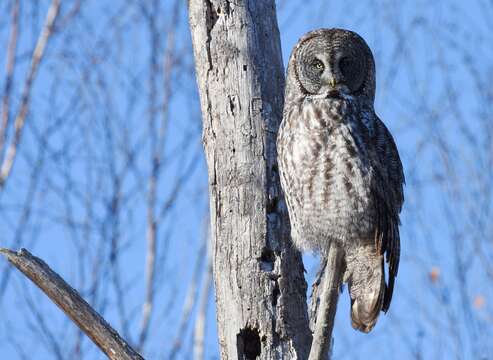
left=346, top=247, right=385, bottom=333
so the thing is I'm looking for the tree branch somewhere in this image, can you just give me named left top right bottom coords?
left=0, top=0, right=19, bottom=161
left=193, top=249, right=212, bottom=360
left=308, top=245, right=344, bottom=360
left=0, top=0, right=60, bottom=190
left=0, top=248, right=144, bottom=360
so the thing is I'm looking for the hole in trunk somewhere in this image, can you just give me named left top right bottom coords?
left=272, top=280, right=280, bottom=307
left=237, top=327, right=261, bottom=359
left=259, top=248, right=275, bottom=272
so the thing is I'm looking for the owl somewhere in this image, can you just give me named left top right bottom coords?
left=277, top=28, right=404, bottom=333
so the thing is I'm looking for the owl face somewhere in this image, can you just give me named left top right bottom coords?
left=291, top=29, right=375, bottom=101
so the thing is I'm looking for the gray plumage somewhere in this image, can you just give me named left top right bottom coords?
left=277, top=28, right=404, bottom=333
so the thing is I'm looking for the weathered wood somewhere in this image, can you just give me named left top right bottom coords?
left=0, top=248, right=143, bottom=360
left=188, top=1, right=312, bottom=358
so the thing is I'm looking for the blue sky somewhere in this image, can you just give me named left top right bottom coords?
left=0, top=0, right=492, bottom=359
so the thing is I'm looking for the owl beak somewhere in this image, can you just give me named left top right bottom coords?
left=323, top=76, right=343, bottom=98
left=321, top=71, right=337, bottom=89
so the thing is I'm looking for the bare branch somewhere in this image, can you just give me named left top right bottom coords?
left=193, top=245, right=212, bottom=360
left=309, top=246, right=344, bottom=360
left=0, top=248, right=144, bottom=360
left=0, top=0, right=60, bottom=190
left=0, top=0, right=19, bottom=160
left=138, top=0, right=161, bottom=347
left=138, top=0, right=182, bottom=350
left=169, top=239, right=207, bottom=359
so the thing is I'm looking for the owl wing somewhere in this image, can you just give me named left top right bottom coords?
left=371, top=116, right=405, bottom=312
left=277, top=116, right=304, bottom=248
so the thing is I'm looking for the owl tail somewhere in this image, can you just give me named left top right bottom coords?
left=345, top=246, right=385, bottom=333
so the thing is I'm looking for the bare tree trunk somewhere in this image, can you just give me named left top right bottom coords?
left=188, top=1, right=311, bottom=358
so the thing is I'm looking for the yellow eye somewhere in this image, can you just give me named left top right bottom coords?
left=312, top=59, right=324, bottom=71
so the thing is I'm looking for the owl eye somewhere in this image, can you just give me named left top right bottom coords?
left=339, top=57, right=354, bottom=75
left=311, top=59, right=324, bottom=71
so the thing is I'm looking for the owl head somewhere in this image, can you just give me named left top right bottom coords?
left=285, top=28, right=376, bottom=104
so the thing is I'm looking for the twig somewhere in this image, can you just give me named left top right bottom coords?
left=0, top=0, right=60, bottom=190
left=138, top=0, right=161, bottom=350
left=138, top=0, right=181, bottom=350
left=169, top=239, right=207, bottom=359
left=0, top=248, right=144, bottom=360
left=308, top=244, right=344, bottom=360
left=0, top=0, right=19, bottom=160
left=193, top=246, right=212, bottom=360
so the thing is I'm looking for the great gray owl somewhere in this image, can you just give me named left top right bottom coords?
left=277, top=28, right=404, bottom=333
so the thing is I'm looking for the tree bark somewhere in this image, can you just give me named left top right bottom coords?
left=188, top=1, right=311, bottom=358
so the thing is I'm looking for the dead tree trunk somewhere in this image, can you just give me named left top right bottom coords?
left=188, top=1, right=312, bottom=358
